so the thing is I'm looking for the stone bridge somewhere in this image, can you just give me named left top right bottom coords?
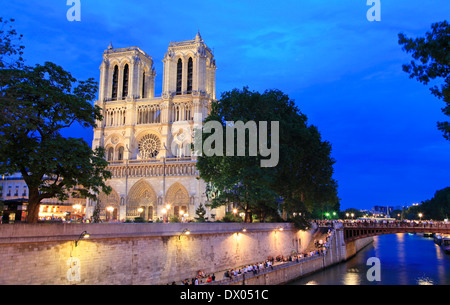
left=343, top=222, right=450, bottom=242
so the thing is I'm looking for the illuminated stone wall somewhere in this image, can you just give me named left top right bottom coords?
left=0, top=223, right=317, bottom=285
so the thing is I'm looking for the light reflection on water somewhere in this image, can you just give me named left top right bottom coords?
left=289, top=233, right=450, bottom=285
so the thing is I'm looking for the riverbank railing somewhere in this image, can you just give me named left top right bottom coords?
left=343, top=220, right=450, bottom=242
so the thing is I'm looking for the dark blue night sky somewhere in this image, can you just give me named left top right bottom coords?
left=3, top=0, right=449, bottom=210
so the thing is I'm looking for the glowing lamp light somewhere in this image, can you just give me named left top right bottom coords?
left=75, top=231, right=90, bottom=247
left=179, top=228, right=191, bottom=240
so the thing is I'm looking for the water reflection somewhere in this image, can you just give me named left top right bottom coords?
left=343, top=271, right=360, bottom=285
left=290, top=233, right=450, bottom=285
left=417, top=276, right=434, bottom=285
left=395, top=233, right=408, bottom=285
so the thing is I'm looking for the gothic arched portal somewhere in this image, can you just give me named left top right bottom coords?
left=165, top=182, right=190, bottom=218
left=127, top=179, right=157, bottom=220
left=98, top=188, right=120, bottom=220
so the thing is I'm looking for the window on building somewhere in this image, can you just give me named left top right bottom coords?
left=187, top=57, right=193, bottom=94
left=112, top=65, right=119, bottom=100
left=107, top=147, right=114, bottom=161
left=176, top=58, right=182, bottom=95
left=142, top=71, right=146, bottom=99
left=122, top=64, right=129, bottom=99
left=118, top=146, right=124, bottom=161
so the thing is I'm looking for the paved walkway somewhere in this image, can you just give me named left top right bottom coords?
left=176, top=226, right=332, bottom=286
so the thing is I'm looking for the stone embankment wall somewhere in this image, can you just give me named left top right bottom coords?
left=0, top=222, right=372, bottom=285
left=225, top=226, right=374, bottom=285
left=0, top=223, right=316, bottom=285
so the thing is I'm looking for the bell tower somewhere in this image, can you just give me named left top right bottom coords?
left=98, top=44, right=156, bottom=102
left=162, top=31, right=216, bottom=99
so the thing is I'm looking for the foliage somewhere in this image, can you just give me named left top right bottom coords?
left=0, top=18, right=25, bottom=70
left=195, top=203, right=207, bottom=222
left=340, top=208, right=364, bottom=219
left=195, top=87, right=339, bottom=225
left=399, top=21, right=450, bottom=140
left=417, top=187, right=450, bottom=220
left=169, top=215, right=181, bottom=223
left=134, top=217, right=146, bottom=223
left=221, top=212, right=244, bottom=223
left=0, top=20, right=111, bottom=223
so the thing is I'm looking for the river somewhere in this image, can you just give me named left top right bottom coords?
left=289, top=233, right=450, bottom=285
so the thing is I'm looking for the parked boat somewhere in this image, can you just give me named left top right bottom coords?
left=441, top=236, right=450, bottom=254
left=417, top=232, right=433, bottom=238
left=434, top=233, right=443, bottom=246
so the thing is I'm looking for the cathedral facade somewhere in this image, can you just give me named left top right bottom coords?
left=86, top=33, right=224, bottom=222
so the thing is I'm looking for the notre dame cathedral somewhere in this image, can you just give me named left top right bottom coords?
left=86, top=32, right=224, bottom=222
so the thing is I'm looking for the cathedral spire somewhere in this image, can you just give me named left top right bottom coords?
left=195, top=30, right=202, bottom=42
left=107, top=41, right=113, bottom=50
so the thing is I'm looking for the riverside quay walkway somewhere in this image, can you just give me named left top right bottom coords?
left=343, top=220, right=450, bottom=242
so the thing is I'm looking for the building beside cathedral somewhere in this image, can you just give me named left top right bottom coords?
left=86, top=32, right=224, bottom=222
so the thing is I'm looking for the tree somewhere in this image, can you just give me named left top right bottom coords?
left=399, top=21, right=450, bottom=140
left=91, top=199, right=101, bottom=223
left=0, top=18, right=25, bottom=70
left=0, top=61, right=111, bottom=223
left=195, top=87, right=338, bottom=227
left=340, top=208, right=363, bottom=220
left=195, top=203, right=207, bottom=222
left=420, top=187, right=450, bottom=220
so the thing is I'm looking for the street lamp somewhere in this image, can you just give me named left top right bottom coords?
left=179, top=228, right=191, bottom=240
left=72, top=204, right=82, bottom=212
left=73, top=204, right=82, bottom=220
left=107, top=206, right=114, bottom=222
left=165, top=204, right=171, bottom=221
left=75, top=231, right=90, bottom=247
left=418, top=213, right=423, bottom=221
left=162, top=208, right=167, bottom=223
left=179, top=210, right=184, bottom=222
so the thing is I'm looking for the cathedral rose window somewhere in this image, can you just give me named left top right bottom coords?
left=138, top=134, right=161, bottom=159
